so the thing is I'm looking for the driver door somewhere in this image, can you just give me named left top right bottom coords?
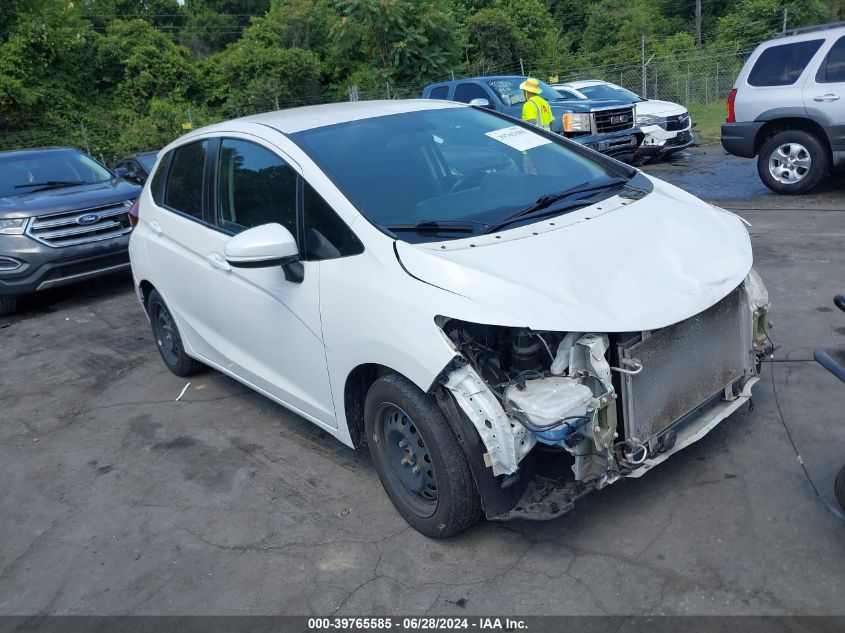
left=203, top=137, right=336, bottom=427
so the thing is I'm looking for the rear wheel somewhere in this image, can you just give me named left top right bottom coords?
left=147, top=289, right=203, bottom=377
left=0, top=295, right=18, bottom=317
left=364, top=374, right=481, bottom=538
left=757, top=130, right=828, bottom=195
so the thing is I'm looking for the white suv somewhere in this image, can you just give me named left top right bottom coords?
left=130, top=100, right=770, bottom=537
left=722, top=22, right=845, bottom=194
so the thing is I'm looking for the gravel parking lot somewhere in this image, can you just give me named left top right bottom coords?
left=2, top=145, right=844, bottom=616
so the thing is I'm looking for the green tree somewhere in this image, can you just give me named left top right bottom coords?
left=332, top=0, right=461, bottom=88
left=205, top=16, right=322, bottom=114
left=466, top=8, right=522, bottom=72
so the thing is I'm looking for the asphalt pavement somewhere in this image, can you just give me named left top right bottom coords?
left=1, top=145, right=843, bottom=616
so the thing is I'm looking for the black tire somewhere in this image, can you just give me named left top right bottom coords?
left=757, top=130, right=829, bottom=195
left=364, top=374, right=482, bottom=538
left=835, top=464, right=845, bottom=512
left=147, top=289, right=203, bottom=377
left=0, top=295, right=18, bottom=317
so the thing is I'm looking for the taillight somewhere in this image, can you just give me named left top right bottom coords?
left=726, top=88, right=737, bottom=123
left=128, top=198, right=140, bottom=228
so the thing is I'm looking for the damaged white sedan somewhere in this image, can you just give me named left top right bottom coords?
left=130, top=99, right=771, bottom=537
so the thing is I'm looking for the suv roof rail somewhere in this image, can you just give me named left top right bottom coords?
left=776, top=20, right=845, bottom=38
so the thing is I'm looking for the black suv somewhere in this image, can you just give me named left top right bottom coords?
left=0, top=147, right=142, bottom=315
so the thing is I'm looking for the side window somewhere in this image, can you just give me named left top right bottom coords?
left=216, top=139, right=297, bottom=236
left=555, top=89, right=577, bottom=101
left=453, top=83, right=490, bottom=103
left=429, top=86, right=449, bottom=100
left=303, top=182, right=363, bottom=260
left=163, top=140, right=208, bottom=219
left=817, top=36, right=845, bottom=83
left=122, top=161, right=141, bottom=179
left=748, top=39, right=824, bottom=87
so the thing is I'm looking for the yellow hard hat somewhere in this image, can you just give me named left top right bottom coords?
left=519, top=78, right=542, bottom=94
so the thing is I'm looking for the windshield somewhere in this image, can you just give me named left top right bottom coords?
left=137, top=153, right=158, bottom=172
left=0, top=149, right=113, bottom=198
left=292, top=107, right=628, bottom=243
left=576, top=83, right=642, bottom=102
left=487, top=78, right=565, bottom=107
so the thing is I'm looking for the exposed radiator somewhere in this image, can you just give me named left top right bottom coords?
left=616, top=289, right=750, bottom=445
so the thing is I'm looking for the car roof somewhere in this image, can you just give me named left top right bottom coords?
left=117, top=150, right=158, bottom=161
left=0, top=146, right=78, bottom=159
left=184, top=99, right=462, bottom=138
left=773, top=21, right=845, bottom=43
left=562, top=80, right=606, bottom=88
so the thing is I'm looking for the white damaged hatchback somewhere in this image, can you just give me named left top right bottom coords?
left=130, top=100, right=771, bottom=537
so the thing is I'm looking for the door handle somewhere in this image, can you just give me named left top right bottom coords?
left=149, top=220, right=163, bottom=235
left=813, top=93, right=840, bottom=102
left=206, top=252, right=231, bottom=272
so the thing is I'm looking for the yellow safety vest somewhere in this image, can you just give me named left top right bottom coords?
left=522, top=95, right=554, bottom=130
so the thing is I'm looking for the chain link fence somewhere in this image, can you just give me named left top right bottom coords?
left=0, top=50, right=753, bottom=163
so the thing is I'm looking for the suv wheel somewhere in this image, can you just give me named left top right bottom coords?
left=147, top=289, right=203, bottom=377
left=757, top=130, right=829, bottom=195
left=364, top=374, right=482, bottom=538
left=0, top=295, right=18, bottom=317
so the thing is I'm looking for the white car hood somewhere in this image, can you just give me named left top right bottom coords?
left=636, top=99, right=687, bottom=118
left=395, top=177, right=752, bottom=332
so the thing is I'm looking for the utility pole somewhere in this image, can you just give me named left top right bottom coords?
left=519, top=58, right=525, bottom=76
left=782, top=8, right=788, bottom=33
left=694, top=0, right=702, bottom=47
left=641, top=36, right=646, bottom=97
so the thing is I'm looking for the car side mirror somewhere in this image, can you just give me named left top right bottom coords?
left=224, top=223, right=300, bottom=270
left=114, top=166, right=129, bottom=178
left=469, top=98, right=491, bottom=109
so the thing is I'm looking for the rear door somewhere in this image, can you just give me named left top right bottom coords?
left=142, top=139, right=220, bottom=360
left=803, top=35, right=845, bottom=153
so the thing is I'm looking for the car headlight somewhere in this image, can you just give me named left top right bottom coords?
left=637, top=114, right=664, bottom=126
left=0, top=218, right=27, bottom=235
left=562, top=112, right=592, bottom=133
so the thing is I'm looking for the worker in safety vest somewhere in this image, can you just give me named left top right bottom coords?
left=520, top=77, right=554, bottom=130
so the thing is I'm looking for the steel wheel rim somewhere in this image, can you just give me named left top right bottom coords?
left=153, top=303, right=179, bottom=365
left=374, top=403, right=438, bottom=517
left=768, top=142, right=811, bottom=184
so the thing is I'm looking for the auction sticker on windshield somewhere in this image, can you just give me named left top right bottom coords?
left=485, top=126, right=551, bottom=152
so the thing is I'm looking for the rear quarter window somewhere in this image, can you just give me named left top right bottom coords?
left=149, top=152, right=171, bottom=206
left=748, top=39, right=824, bottom=87
left=817, top=36, right=845, bottom=83
left=428, top=86, right=449, bottom=100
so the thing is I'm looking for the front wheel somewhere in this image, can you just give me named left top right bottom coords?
left=364, top=374, right=481, bottom=538
left=757, top=130, right=829, bottom=195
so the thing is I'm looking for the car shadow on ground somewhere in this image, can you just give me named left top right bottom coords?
left=3, top=271, right=134, bottom=324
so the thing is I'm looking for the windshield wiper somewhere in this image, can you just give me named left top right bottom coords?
left=385, top=221, right=482, bottom=234
left=484, top=177, right=628, bottom=234
left=14, top=180, right=85, bottom=192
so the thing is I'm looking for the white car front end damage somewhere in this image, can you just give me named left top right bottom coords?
left=393, top=178, right=771, bottom=519
left=635, top=99, right=694, bottom=156
left=441, top=272, right=768, bottom=476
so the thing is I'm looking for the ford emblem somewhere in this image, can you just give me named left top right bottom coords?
left=77, top=213, right=99, bottom=225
